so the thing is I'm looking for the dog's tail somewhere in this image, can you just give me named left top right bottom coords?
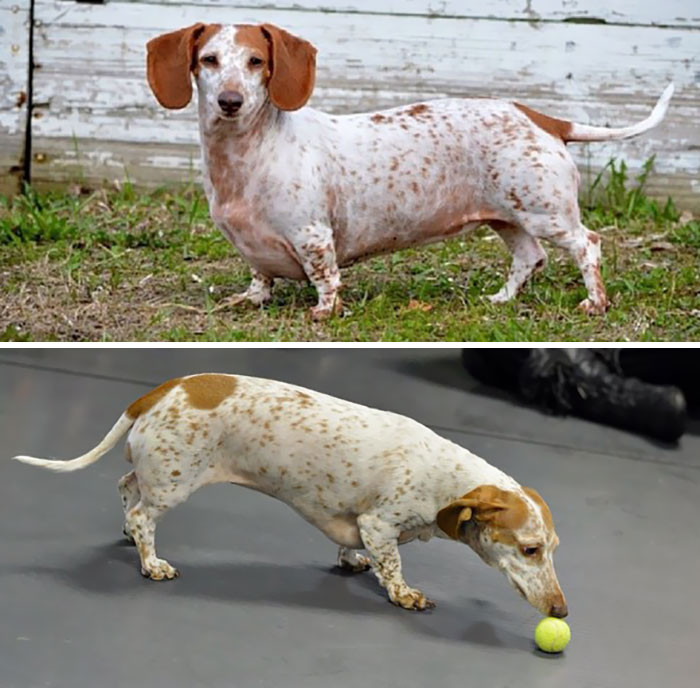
left=12, top=412, right=134, bottom=473
left=515, top=83, right=674, bottom=143
left=567, top=83, right=674, bottom=142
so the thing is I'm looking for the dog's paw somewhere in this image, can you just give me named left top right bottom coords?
left=486, top=290, right=512, bottom=305
left=309, top=296, right=343, bottom=321
left=389, top=585, right=436, bottom=611
left=141, top=558, right=180, bottom=581
left=577, top=297, right=610, bottom=316
left=212, top=292, right=258, bottom=313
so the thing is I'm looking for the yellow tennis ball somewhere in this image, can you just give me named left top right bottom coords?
left=534, top=617, right=571, bottom=653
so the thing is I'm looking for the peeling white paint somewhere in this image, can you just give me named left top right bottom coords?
left=0, top=0, right=30, bottom=193
left=90, top=0, right=700, bottom=28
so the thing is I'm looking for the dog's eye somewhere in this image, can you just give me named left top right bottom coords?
left=522, top=546, right=540, bottom=557
left=201, top=55, right=218, bottom=66
left=248, top=56, right=264, bottom=67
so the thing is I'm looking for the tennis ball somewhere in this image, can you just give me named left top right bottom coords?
left=534, top=617, right=571, bottom=653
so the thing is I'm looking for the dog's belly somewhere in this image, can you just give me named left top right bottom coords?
left=331, top=166, right=502, bottom=266
left=337, top=215, right=485, bottom=267
left=227, top=475, right=364, bottom=548
left=311, top=513, right=363, bottom=549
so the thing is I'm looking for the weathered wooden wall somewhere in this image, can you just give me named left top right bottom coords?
left=6, top=0, right=700, bottom=206
left=0, top=0, right=30, bottom=195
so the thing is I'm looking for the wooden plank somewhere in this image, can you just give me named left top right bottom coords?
left=0, top=0, right=30, bottom=196
left=105, top=0, right=700, bottom=29
left=31, top=1, right=700, bottom=206
left=29, top=138, right=201, bottom=189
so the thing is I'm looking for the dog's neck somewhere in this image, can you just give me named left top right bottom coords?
left=199, top=102, right=287, bottom=207
left=440, top=441, right=521, bottom=505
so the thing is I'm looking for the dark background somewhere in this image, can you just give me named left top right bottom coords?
left=1, top=349, right=698, bottom=688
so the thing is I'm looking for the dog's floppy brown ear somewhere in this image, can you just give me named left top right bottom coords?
left=436, top=486, right=509, bottom=540
left=261, top=23, right=317, bottom=111
left=436, top=499, right=475, bottom=540
left=147, top=23, right=213, bottom=109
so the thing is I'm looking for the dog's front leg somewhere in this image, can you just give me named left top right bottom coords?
left=358, top=513, right=435, bottom=611
left=290, top=223, right=342, bottom=320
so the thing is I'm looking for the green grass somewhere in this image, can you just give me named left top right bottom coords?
left=1, top=161, right=698, bottom=341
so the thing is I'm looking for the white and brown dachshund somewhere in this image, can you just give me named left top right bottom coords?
left=13, top=373, right=567, bottom=616
left=146, top=22, right=672, bottom=318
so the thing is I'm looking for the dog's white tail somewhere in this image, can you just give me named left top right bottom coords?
left=567, top=83, right=674, bottom=142
left=12, top=412, right=134, bottom=473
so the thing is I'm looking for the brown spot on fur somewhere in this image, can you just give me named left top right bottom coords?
left=514, top=102, right=572, bottom=142
left=371, top=113, right=391, bottom=124
left=126, top=378, right=182, bottom=419
left=508, top=189, right=525, bottom=211
left=490, top=528, right=520, bottom=546
left=406, top=103, right=429, bottom=117
left=523, top=486, right=554, bottom=533
left=171, top=470, right=181, bottom=477
left=181, top=374, right=237, bottom=410
left=234, top=24, right=271, bottom=63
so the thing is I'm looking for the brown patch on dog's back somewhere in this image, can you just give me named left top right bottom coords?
left=181, top=374, right=237, bottom=410
left=127, top=378, right=182, bottom=419
left=513, top=102, right=572, bottom=142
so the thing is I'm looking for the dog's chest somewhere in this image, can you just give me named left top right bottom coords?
left=209, top=198, right=306, bottom=280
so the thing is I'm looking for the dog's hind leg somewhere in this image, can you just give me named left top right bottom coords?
left=487, top=223, right=548, bottom=304
left=337, top=546, right=371, bottom=572
left=125, top=499, right=179, bottom=580
left=118, top=471, right=140, bottom=544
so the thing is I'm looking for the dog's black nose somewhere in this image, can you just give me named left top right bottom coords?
left=217, top=91, right=243, bottom=114
left=549, top=603, right=568, bottom=618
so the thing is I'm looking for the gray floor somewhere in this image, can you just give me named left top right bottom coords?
left=1, top=349, right=698, bottom=688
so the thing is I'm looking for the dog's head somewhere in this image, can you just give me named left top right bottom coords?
left=437, top=484, right=567, bottom=617
left=146, top=23, right=316, bottom=131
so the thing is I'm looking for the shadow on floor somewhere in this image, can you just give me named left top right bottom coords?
left=6, top=540, right=532, bottom=651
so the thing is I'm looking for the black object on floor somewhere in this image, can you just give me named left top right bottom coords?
left=462, top=349, right=687, bottom=442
